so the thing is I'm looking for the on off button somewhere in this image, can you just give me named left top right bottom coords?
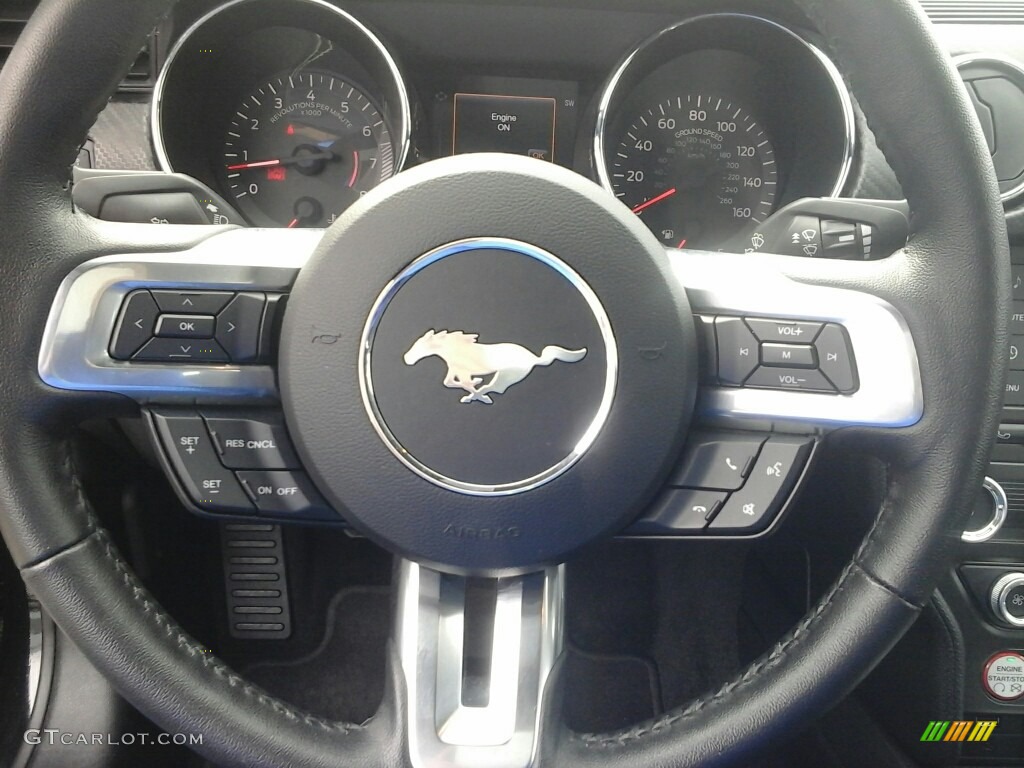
left=983, top=651, right=1024, bottom=702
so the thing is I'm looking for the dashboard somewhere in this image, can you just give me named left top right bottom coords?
left=23, top=1, right=1024, bottom=764
left=152, top=0, right=854, bottom=250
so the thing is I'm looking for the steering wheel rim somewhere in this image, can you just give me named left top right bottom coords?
left=0, top=0, right=1009, bottom=766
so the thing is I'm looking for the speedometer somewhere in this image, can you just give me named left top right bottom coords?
left=219, top=69, right=395, bottom=228
left=607, top=95, right=778, bottom=249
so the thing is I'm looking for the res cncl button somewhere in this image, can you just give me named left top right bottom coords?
left=205, top=416, right=300, bottom=470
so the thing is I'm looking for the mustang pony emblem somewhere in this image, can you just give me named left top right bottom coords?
left=404, top=330, right=587, bottom=404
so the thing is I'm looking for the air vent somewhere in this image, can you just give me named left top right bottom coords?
left=0, top=1, right=158, bottom=90
left=955, top=54, right=1024, bottom=204
left=920, top=0, right=1024, bottom=24
left=0, top=1, right=35, bottom=71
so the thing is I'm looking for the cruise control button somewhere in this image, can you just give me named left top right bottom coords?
left=814, top=324, right=858, bottom=393
left=110, top=290, right=159, bottom=359
left=151, top=411, right=254, bottom=513
left=626, top=489, right=727, bottom=535
left=745, top=318, right=823, bottom=343
left=715, top=317, right=759, bottom=385
left=155, top=314, right=216, bottom=339
left=761, top=343, right=816, bottom=369
left=237, top=471, right=334, bottom=518
left=152, top=290, right=234, bottom=314
left=216, top=293, right=265, bottom=363
left=670, top=432, right=767, bottom=491
left=205, top=415, right=300, bottom=470
left=745, top=367, right=835, bottom=393
left=134, top=338, right=230, bottom=363
left=709, top=437, right=813, bottom=533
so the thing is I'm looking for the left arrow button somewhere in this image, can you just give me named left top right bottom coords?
left=110, top=290, right=159, bottom=360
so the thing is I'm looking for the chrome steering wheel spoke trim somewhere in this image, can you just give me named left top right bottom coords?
left=39, top=231, right=923, bottom=437
left=396, top=560, right=564, bottom=768
left=38, top=228, right=322, bottom=402
left=672, top=247, right=924, bottom=431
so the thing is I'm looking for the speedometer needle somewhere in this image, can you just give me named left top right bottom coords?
left=631, top=187, right=677, bottom=214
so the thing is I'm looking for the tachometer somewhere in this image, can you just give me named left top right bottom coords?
left=219, top=69, right=395, bottom=227
left=608, top=95, right=778, bottom=249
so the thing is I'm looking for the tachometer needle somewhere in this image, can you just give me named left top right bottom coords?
left=631, top=187, right=677, bottom=214
left=226, top=151, right=336, bottom=171
left=226, top=159, right=283, bottom=171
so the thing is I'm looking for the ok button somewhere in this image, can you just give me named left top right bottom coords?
left=155, top=313, right=216, bottom=339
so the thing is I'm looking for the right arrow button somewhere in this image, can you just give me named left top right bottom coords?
left=814, top=323, right=859, bottom=394
left=216, top=292, right=266, bottom=363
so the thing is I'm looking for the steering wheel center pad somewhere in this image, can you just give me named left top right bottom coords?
left=281, top=155, right=696, bottom=573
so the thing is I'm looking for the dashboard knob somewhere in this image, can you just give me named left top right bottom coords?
left=962, top=477, right=1008, bottom=543
left=990, top=572, right=1024, bottom=628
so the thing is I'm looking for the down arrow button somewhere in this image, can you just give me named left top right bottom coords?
left=216, top=293, right=265, bottom=363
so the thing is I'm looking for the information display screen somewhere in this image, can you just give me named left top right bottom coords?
left=446, top=76, right=579, bottom=166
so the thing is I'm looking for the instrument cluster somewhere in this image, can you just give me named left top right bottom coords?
left=155, top=1, right=855, bottom=248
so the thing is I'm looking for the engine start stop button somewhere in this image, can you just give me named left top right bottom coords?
left=983, top=651, right=1024, bottom=701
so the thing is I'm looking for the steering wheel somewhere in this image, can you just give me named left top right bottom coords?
left=0, top=0, right=1010, bottom=766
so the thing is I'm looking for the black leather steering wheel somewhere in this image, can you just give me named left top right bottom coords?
left=0, top=0, right=1010, bottom=766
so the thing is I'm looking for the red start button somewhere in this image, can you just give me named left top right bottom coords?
left=983, top=651, right=1024, bottom=701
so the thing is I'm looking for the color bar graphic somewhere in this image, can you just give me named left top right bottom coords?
left=920, top=721, right=997, bottom=742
